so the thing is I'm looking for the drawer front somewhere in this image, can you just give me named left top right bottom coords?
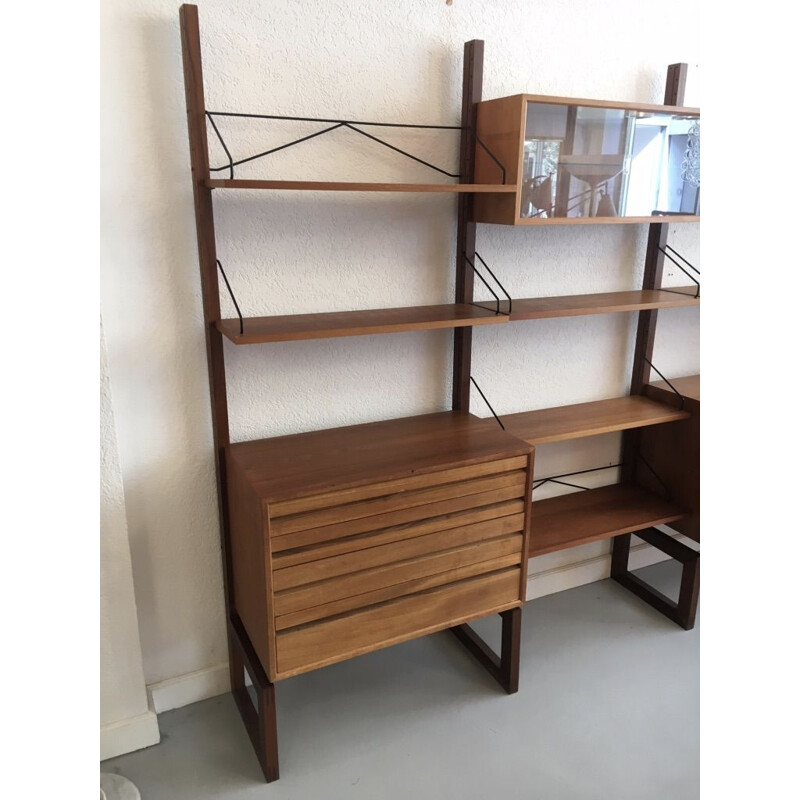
left=270, top=456, right=528, bottom=553
left=267, top=454, right=532, bottom=678
left=270, top=455, right=528, bottom=519
left=275, top=568, right=521, bottom=677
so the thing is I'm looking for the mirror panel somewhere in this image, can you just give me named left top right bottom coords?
left=521, top=102, right=700, bottom=220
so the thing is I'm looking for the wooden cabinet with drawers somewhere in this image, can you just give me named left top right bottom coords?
left=226, top=412, right=533, bottom=682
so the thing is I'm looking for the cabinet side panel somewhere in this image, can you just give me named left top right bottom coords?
left=227, top=455, right=273, bottom=676
left=474, top=95, right=524, bottom=224
left=518, top=449, right=535, bottom=600
left=636, top=402, right=700, bottom=542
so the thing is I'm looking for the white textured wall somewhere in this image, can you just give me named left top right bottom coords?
left=100, top=319, right=160, bottom=757
left=100, top=0, right=699, bottom=704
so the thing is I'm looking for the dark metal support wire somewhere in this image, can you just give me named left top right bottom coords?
left=642, top=357, right=685, bottom=410
left=531, top=456, right=670, bottom=498
left=637, top=454, right=671, bottom=499
left=465, top=255, right=501, bottom=315
left=474, top=252, right=512, bottom=313
left=470, top=377, right=505, bottom=430
left=465, top=253, right=512, bottom=315
left=203, top=111, right=506, bottom=183
left=216, top=260, right=244, bottom=336
left=207, top=113, right=235, bottom=179
left=658, top=244, right=700, bottom=298
left=342, top=123, right=457, bottom=178
left=532, top=464, right=622, bottom=492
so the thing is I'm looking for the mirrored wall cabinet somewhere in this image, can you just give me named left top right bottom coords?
left=474, top=94, right=700, bottom=225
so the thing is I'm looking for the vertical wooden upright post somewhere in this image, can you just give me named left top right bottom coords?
left=180, top=0, right=248, bottom=741
left=613, top=64, right=699, bottom=632
left=452, top=40, right=484, bottom=412
left=621, top=63, right=688, bottom=482
left=180, top=4, right=280, bottom=781
left=629, top=63, right=688, bottom=396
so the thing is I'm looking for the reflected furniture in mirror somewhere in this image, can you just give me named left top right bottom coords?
left=474, top=94, right=700, bottom=225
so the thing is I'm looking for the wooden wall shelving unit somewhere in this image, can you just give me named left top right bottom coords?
left=180, top=3, right=699, bottom=782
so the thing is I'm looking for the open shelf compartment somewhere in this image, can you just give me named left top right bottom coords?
left=529, top=483, right=686, bottom=557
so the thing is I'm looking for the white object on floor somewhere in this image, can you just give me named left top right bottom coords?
left=100, top=774, right=141, bottom=800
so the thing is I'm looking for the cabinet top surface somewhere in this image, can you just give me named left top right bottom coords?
left=481, top=93, right=699, bottom=116
left=227, top=411, right=532, bottom=501
left=645, top=374, right=700, bottom=407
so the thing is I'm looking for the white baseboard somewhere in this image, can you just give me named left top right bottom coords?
left=526, top=532, right=691, bottom=600
left=147, top=534, right=692, bottom=715
left=147, top=662, right=233, bottom=714
left=100, top=709, right=160, bottom=761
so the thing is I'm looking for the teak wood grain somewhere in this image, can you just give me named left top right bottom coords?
left=273, top=515, right=525, bottom=591
left=275, top=568, right=521, bottom=677
left=270, top=470, right=526, bottom=536
left=473, top=95, right=525, bottom=224
left=271, top=500, right=525, bottom=568
left=644, top=374, right=700, bottom=407
left=274, top=553, right=521, bottom=630
left=226, top=455, right=276, bottom=682
left=517, top=92, right=699, bottom=115
left=452, top=38, right=484, bottom=412
left=473, top=287, right=699, bottom=320
left=272, top=484, right=527, bottom=552
left=226, top=411, right=533, bottom=685
left=270, top=456, right=528, bottom=518
left=227, top=411, right=532, bottom=503
left=217, top=303, right=507, bottom=344
left=638, top=375, right=700, bottom=541
left=501, top=395, right=690, bottom=445
left=529, top=483, right=686, bottom=557
left=205, top=179, right=515, bottom=193
left=274, top=534, right=523, bottom=614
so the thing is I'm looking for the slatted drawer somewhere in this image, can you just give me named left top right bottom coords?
left=275, top=568, right=522, bottom=676
left=267, top=454, right=531, bottom=677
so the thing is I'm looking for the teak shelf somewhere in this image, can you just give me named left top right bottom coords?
left=217, top=302, right=506, bottom=344
left=529, top=483, right=686, bottom=557
left=218, top=289, right=699, bottom=346
left=180, top=3, right=700, bottom=781
left=205, top=179, right=515, bottom=193
left=502, top=395, right=690, bottom=446
left=475, top=286, right=699, bottom=320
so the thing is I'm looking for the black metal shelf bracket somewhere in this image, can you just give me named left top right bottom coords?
left=204, top=111, right=507, bottom=183
left=470, top=377, right=505, bottom=430
left=658, top=244, right=700, bottom=298
left=642, top=357, right=686, bottom=410
left=465, top=252, right=512, bottom=315
left=216, top=259, right=244, bottom=336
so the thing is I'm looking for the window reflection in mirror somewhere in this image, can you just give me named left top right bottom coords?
left=521, top=102, right=700, bottom=220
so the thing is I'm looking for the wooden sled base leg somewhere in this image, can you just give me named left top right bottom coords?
left=611, top=529, right=700, bottom=631
left=449, top=607, right=522, bottom=694
left=229, top=615, right=279, bottom=782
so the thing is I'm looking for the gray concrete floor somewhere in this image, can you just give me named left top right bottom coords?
left=102, top=562, right=699, bottom=799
